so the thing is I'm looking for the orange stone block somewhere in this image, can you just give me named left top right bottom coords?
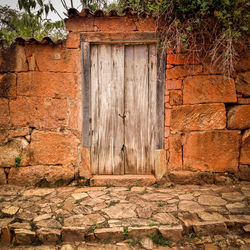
left=8, top=165, right=75, bottom=186
left=136, top=17, right=157, bottom=32
left=94, top=17, right=137, bottom=32
left=169, top=90, right=182, bottom=105
left=183, top=75, right=237, bottom=104
left=171, top=104, right=226, bottom=131
left=166, top=65, right=202, bottom=80
left=183, top=131, right=241, bottom=172
left=227, top=105, right=250, bottom=130
left=80, top=147, right=91, bottom=178
left=235, top=71, right=250, bottom=97
left=0, top=98, right=9, bottom=128
left=165, top=80, right=182, bottom=90
left=164, top=109, right=171, bottom=127
left=30, top=131, right=79, bottom=165
left=66, top=32, right=80, bottom=49
left=30, top=45, right=80, bottom=73
left=240, top=130, right=250, bottom=164
left=10, top=96, right=67, bottom=129
left=0, top=73, right=16, bottom=97
left=168, top=135, right=183, bottom=170
left=68, top=100, right=82, bottom=131
left=65, top=17, right=95, bottom=32
left=17, top=72, right=77, bottom=98
left=167, top=53, right=200, bottom=65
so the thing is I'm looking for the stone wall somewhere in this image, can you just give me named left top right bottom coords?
left=165, top=51, right=250, bottom=183
left=0, top=13, right=249, bottom=186
left=0, top=40, right=82, bottom=186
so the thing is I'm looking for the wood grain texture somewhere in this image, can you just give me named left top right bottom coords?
left=82, top=42, right=91, bottom=146
left=90, top=43, right=158, bottom=175
left=91, top=44, right=124, bottom=174
left=124, top=45, right=149, bottom=174
left=156, top=47, right=166, bottom=149
left=148, top=44, right=157, bottom=173
left=90, top=45, right=99, bottom=174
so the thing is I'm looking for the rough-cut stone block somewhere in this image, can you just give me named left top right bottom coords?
left=227, top=105, right=250, bottom=130
left=68, top=100, right=82, bottom=131
left=62, top=227, right=86, bottom=242
left=0, top=45, right=28, bottom=72
left=94, top=227, right=124, bottom=241
left=165, top=80, right=182, bottom=90
left=171, top=104, right=226, bottom=131
left=193, top=221, right=227, bottom=235
left=240, top=130, right=250, bottom=164
left=65, top=17, right=94, bottom=32
left=183, top=131, right=241, bottom=172
left=0, top=130, right=8, bottom=145
left=168, top=171, right=204, bottom=185
left=14, top=229, right=36, bottom=244
left=238, top=98, right=250, bottom=104
left=238, top=165, right=250, bottom=181
left=168, top=135, right=182, bottom=170
left=235, top=51, right=250, bottom=71
left=66, top=32, right=80, bottom=48
left=178, top=213, right=200, bottom=232
left=166, top=65, right=202, bottom=80
left=167, top=53, right=200, bottom=65
left=0, top=138, right=30, bottom=167
left=10, top=96, right=67, bottom=129
left=80, top=147, right=91, bottom=178
left=169, top=90, right=182, bottom=105
left=183, top=75, right=237, bottom=104
left=127, top=226, right=158, bottom=238
left=0, top=227, right=11, bottom=245
left=8, top=127, right=29, bottom=138
left=0, top=73, right=16, bottom=97
left=136, top=17, right=157, bottom=31
left=154, top=149, right=166, bottom=180
left=32, top=45, right=80, bottom=73
left=0, top=168, right=6, bottom=184
left=30, top=131, right=78, bottom=165
left=159, top=225, right=183, bottom=241
left=8, top=165, right=75, bottom=186
left=91, top=175, right=156, bottom=187
left=235, top=71, right=250, bottom=97
left=17, top=72, right=77, bottom=98
left=94, top=17, right=137, bottom=32
left=0, top=98, right=9, bottom=128
left=37, top=228, right=61, bottom=243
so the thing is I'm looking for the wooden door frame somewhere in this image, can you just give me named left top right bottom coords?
left=80, top=32, right=166, bottom=176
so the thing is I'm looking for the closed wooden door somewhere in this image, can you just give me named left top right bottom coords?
left=91, top=44, right=157, bottom=175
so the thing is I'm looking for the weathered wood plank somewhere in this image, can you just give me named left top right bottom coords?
left=148, top=44, right=157, bottom=173
left=81, top=42, right=91, bottom=147
left=124, top=45, right=149, bottom=174
left=156, top=47, right=166, bottom=149
left=81, top=32, right=158, bottom=43
left=90, top=45, right=99, bottom=174
left=97, top=44, right=112, bottom=174
left=110, top=45, right=124, bottom=175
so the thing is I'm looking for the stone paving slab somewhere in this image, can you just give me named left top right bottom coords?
left=0, top=182, right=250, bottom=249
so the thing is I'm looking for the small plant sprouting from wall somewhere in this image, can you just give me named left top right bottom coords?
left=14, top=157, right=21, bottom=168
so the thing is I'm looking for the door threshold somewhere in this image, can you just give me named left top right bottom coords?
left=90, top=175, right=156, bottom=187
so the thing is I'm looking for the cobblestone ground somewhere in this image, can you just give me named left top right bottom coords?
left=0, top=182, right=249, bottom=249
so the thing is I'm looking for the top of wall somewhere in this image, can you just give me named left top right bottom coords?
left=65, top=7, right=157, bottom=33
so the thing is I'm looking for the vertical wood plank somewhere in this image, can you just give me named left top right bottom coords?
left=111, top=45, right=125, bottom=174
left=82, top=42, right=91, bottom=147
left=124, top=45, right=149, bottom=174
left=98, top=44, right=112, bottom=174
left=156, top=47, right=166, bottom=149
left=90, top=45, right=99, bottom=174
left=148, top=44, right=157, bottom=173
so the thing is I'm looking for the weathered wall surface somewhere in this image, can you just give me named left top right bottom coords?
left=165, top=51, right=250, bottom=183
left=0, top=41, right=82, bottom=186
left=0, top=13, right=249, bottom=186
